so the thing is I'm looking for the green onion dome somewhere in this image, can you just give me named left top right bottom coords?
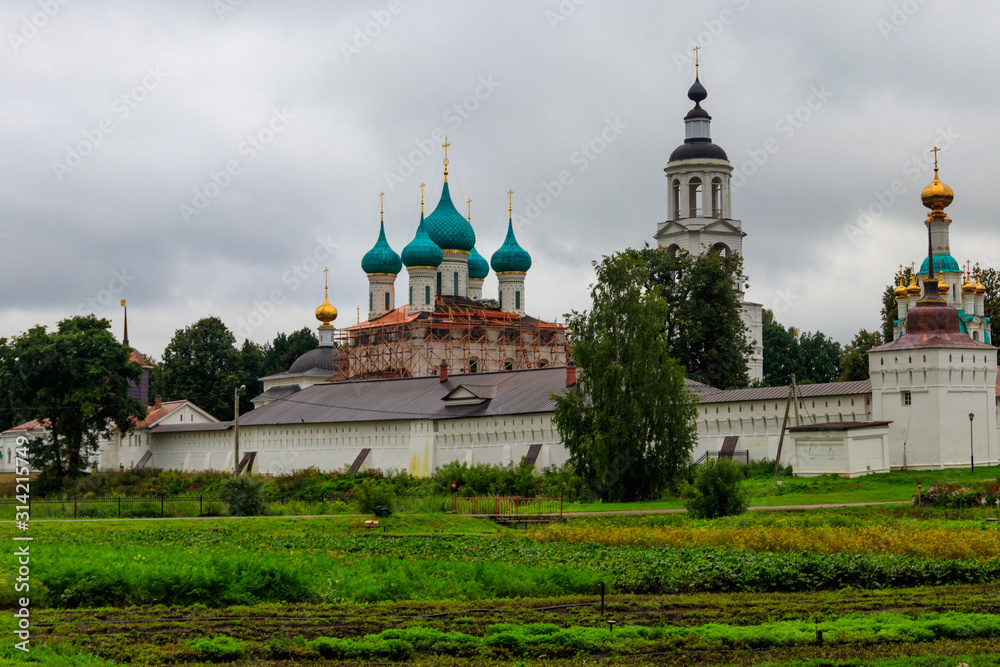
left=361, top=221, right=402, bottom=275
left=402, top=213, right=443, bottom=268
left=919, top=254, right=962, bottom=274
left=424, top=182, right=476, bottom=251
left=468, top=247, right=489, bottom=280
left=490, top=219, right=532, bottom=273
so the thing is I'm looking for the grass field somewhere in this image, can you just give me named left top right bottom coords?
left=5, top=468, right=1000, bottom=665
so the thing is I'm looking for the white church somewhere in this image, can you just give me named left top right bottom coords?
left=4, top=70, right=999, bottom=479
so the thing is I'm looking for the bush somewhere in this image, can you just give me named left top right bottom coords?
left=353, top=480, right=397, bottom=515
left=221, top=475, right=266, bottom=516
left=686, top=458, right=748, bottom=519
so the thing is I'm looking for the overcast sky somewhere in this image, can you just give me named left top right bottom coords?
left=3, top=0, right=998, bottom=359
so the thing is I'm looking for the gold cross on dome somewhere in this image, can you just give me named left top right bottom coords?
left=693, top=46, right=700, bottom=76
left=442, top=137, right=450, bottom=167
left=379, top=191, right=385, bottom=215
left=930, top=146, right=941, bottom=170
left=420, top=182, right=425, bottom=212
left=507, top=189, right=514, bottom=213
left=466, top=198, right=472, bottom=222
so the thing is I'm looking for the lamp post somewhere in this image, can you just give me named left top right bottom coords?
left=969, top=413, right=975, bottom=472
left=234, top=384, right=246, bottom=477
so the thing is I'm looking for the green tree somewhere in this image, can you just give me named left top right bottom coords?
left=839, top=329, right=883, bottom=381
left=264, top=327, right=319, bottom=375
left=0, top=316, right=147, bottom=485
left=976, top=267, right=1000, bottom=350
left=238, top=339, right=266, bottom=413
left=685, top=457, right=748, bottom=519
left=798, top=331, right=842, bottom=384
left=638, top=246, right=752, bottom=389
left=160, top=317, right=242, bottom=421
left=552, top=250, right=698, bottom=502
left=761, top=309, right=802, bottom=386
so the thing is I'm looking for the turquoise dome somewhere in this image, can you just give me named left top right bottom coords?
left=490, top=219, right=532, bottom=273
left=468, top=247, right=489, bottom=280
left=361, top=221, right=402, bottom=275
left=424, top=182, right=475, bottom=251
left=919, top=254, right=962, bottom=273
left=402, top=213, right=443, bottom=268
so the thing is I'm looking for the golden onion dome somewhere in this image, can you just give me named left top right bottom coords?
left=938, top=275, right=949, bottom=296
left=316, top=296, right=337, bottom=325
left=906, top=272, right=921, bottom=296
left=893, top=276, right=908, bottom=299
left=962, top=273, right=977, bottom=296
left=975, top=272, right=987, bottom=297
left=921, top=172, right=954, bottom=209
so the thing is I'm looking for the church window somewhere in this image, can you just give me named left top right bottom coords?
left=711, top=177, right=723, bottom=217
left=436, top=273, right=442, bottom=296
left=409, top=285, right=413, bottom=305
left=369, top=292, right=373, bottom=311
left=712, top=242, right=730, bottom=258
left=666, top=244, right=680, bottom=259
left=902, top=391, right=911, bottom=406
left=908, top=356, right=911, bottom=363
left=385, top=292, right=390, bottom=310
left=499, top=292, right=503, bottom=310
left=515, top=291, right=521, bottom=310
left=454, top=272, right=459, bottom=295
left=539, top=359, right=549, bottom=367
left=425, top=285, right=431, bottom=305
left=469, top=358, right=479, bottom=374
left=688, top=177, right=702, bottom=217
left=671, top=179, right=680, bottom=219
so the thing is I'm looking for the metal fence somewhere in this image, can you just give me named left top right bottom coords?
left=0, top=495, right=226, bottom=520
left=693, top=450, right=750, bottom=465
left=451, top=496, right=563, bottom=517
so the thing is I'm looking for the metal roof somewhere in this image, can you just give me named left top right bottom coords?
left=237, top=366, right=575, bottom=426
left=698, top=379, right=872, bottom=404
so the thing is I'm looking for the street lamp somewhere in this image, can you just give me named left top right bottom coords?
left=234, top=384, right=246, bottom=477
left=969, top=413, right=975, bottom=472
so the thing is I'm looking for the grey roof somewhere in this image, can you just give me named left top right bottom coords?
left=259, top=367, right=334, bottom=382
left=253, top=384, right=302, bottom=402
left=149, top=422, right=233, bottom=434
left=288, top=345, right=346, bottom=374
left=238, top=366, right=575, bottom=426
left=698, top=379, right=872, bottom=404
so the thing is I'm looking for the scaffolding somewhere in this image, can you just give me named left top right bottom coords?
left=331, top=298, right=568, bottom=380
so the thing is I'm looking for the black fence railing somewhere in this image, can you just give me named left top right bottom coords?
left=0, top=495, right=227, bottom=520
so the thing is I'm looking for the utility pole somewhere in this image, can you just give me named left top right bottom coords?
left=234, top=384, right=246, bottom=477
left=969, top=413, right=975, bottom=472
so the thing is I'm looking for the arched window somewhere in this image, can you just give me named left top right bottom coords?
left=538, top=359, right=549, bottom=368
left=469, top=358, right=479, bottom=374
left=688, top=177, right=702, bottom=217
left=666, top=244, right=680, bottom=259
left=671, top=179, right=680, bottom=220
left=711, top=177, right=723, bottom=217
left=712, top=242, right=730, bottom=258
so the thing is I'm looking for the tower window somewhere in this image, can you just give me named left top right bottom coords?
left=369, top=292, right=373, bottom=311
left=688, top=177, right=702, bottom=217
left=385, top=292, right=390, bottom=310
left=425, top=285, right=431, bottom=305
left=436, top=273, right=442, bottom=296
left=711, top=177, right=722, bottom=218
left=712, top=242, right=730, bottom=258
left=902, top=391, right=912, bottom=406
left=672, top=179, right=680, bottom=220
left=409, top=285, right=413, bottom=305
left=469, top=358, right=478, bottom=374
left=515, top=290, right=521, bottom=310
left=500, top=292, right=503, bottom=310
left=454, top=272, right=459, bottom=295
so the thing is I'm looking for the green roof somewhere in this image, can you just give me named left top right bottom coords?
left=490, top=219, right=531, bottom=273
left=468, top=247, right=489, bottom=280
left=402, top=213, right=443, bottom=268
left=361, top=221, right=402, bottom=275
left=919, top=254, right=961, bottom=273
left=424, top=182, right=476, bottom=251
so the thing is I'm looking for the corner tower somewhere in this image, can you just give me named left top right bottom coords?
left=654, top=57, right=763, bottom=382
left=362, top=193, right=402, bottom=320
